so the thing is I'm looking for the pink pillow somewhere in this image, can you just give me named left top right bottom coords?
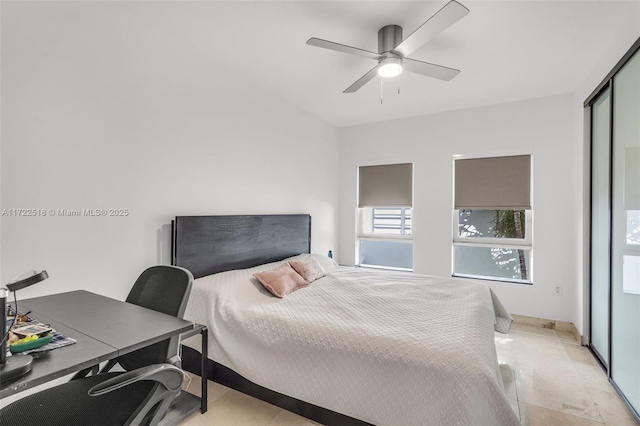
left=253, top=264, right=308, bottom=298
left=289, top=256, right=326, bottom=283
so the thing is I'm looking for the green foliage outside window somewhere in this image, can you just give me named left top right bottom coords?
left=492, top=210, right=527, bottom=280
left=491, top=210, right=525, bottom=239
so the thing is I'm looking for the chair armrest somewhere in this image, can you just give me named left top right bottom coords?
left=88, top=364, right=184, bottom=396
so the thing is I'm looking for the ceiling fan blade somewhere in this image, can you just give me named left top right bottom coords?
left=394, top=0, right=469, bottom=58
left=343, top=65, right=380, bottom=93
left=403, top=57, right=460, bottom=81
left=307, top=38, right=382, bottom=60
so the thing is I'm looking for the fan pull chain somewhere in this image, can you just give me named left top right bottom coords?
left=380, top=78, right=383, bottom=104
left=397, top=73, right=401, bottom=95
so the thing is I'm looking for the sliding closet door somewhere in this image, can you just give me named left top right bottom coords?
left=590, top=88, right=611, bottom=366
left=611, top=48, right=640, bottom=414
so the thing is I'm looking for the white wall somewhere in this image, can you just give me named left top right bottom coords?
left=0, top=2, right=339, bottom=300
left=338, top=95, right=577, bottom=322
left=572, top=10, right=640, bottom=339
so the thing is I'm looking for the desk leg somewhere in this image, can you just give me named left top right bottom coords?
left=200, top=326, right=208, bottom=414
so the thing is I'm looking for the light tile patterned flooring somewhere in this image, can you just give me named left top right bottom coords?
left=180, top=323, right=638, bottom=425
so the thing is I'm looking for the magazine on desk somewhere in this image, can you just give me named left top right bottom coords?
left=6, top=309, right=77, bottom=355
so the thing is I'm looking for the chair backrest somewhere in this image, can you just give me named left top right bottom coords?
left=118, top=266, right=193, bottom=372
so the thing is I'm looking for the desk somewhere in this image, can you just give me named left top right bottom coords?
left=1, top=290, right=208, bottom=422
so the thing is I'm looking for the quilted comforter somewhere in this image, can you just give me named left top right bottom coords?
left=182, top=255, right=520, bottom=425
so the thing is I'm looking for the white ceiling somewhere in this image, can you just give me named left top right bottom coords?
left=25, top=1, right=640, bottom=128
left=163, top=0, right=637, bottom=128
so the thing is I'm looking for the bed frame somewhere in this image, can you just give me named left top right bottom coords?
left=172, top=214, right=370, bottom=425
left=172, top=214, right=312, bottom=279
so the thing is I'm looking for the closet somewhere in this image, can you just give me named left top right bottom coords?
left=587, top=38, right=640, bottom=420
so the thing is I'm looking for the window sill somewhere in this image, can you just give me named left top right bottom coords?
left=452, top=273, right=532, bottom=285
left=357, top=235, right=413, bottom=242
left=358, top=264, right=413, bottom=273
left=452, top=240, right=531, bottom=250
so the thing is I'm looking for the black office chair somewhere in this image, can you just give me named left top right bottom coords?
left=99, top=265, right=194, bottom=374
left=0, top=265, right=194, bottom=426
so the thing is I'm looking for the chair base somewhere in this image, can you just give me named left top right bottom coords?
left=158, top=391, right=202, bottom=425
left=0, top=355, right=33, bottom=383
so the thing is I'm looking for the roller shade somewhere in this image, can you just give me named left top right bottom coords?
left=455, top=155, right=531, bottom=210
left=358, top=163, right=413, bottom=208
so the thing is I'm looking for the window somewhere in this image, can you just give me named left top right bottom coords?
left=453, top=209, right=532, bottom=282
left=358, top=208, right=413, bottom=270
left=357, top=164, right=413, bottom=271
left=453, top=155, right=532, bottom=283
left=371, top=208, right=412, bottom=235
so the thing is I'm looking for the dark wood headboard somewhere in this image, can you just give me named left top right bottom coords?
left=171, top=214, right=311, bottom=279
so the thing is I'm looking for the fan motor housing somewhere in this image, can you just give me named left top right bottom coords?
left=378, top=25, right=403, bottom=54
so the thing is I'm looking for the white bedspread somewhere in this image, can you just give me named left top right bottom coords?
left=182, top=255, right=520, bottom=425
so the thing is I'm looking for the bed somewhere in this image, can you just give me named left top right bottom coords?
left=173, top=214, right=520, bottom=426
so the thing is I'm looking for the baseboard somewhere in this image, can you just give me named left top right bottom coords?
left=571, top=323, right=582, bottom=343
left=511, top=314, right=582, bottom=343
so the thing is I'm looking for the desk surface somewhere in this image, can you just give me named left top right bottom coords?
left=19, top=290, right=194, bottom=355
left=0, top=317, right=116, bottom=399
left=1, top=290, right=195, bottom=399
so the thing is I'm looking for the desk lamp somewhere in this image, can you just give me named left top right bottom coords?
left=1, top=270, right=49, bottom=382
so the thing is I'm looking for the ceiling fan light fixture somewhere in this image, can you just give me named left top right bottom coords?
left=307, top=1, right=469, bottom=93
left=378, top=57, right=403, bottom=78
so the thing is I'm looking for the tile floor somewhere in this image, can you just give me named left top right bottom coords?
left=180, top=324, right=638, bottom=425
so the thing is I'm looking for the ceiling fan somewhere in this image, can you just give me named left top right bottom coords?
left=306, top=0, right=469, bottom=93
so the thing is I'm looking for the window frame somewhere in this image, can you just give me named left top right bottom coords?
left=451, top=152, right=534, bottom=284
left=357, top=207, right=413, bottom=236
left=451, top=209, right=534, bottom=284
left=452, top=209, right=533, bottom=247
left=356, top=207, right=414, bottom=271
left=357, top=207, right=414, bottom=241
left=356, top=160, right=414, bottom=271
